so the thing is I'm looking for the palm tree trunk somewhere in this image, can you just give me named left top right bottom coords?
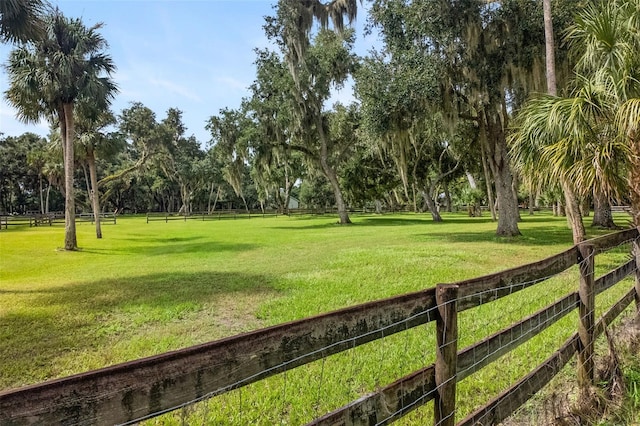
left=543, top=0, right=557, bottom=96
left=561, top=179, right=585, bottom=243
left=87, top=150, right=102, bottom=239
left=544, top=0, right=586, bottom=243
left=45, top=181, right=50, bottom=214
left=628, top=136, right=640, bottom=226
left=62, top=103, right=77, bottom=250
left=39, top=174, right=44, bottom=214
left=82, top=164, right=90, bottom=203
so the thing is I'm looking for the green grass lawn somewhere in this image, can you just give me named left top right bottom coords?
left=0, top=212, right=636, bottom=424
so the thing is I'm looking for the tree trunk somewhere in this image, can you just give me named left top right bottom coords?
left=323, top=165, right=351, bottom=224
left=207, top=182, right=215, bottom=214
left=592, top=188, right=616, bottom=229
left=212, top=187, right=220, bottom=213
left=558, top=198, right=566, bottom=216
left=38, top=174, right=44, bottom=214
left=82, top=164, right=90, bottom=205
left=178, top=183, right=191, bottom=215
left=544, top=0, right=585, bottom=243
left=511, top=172, right=522, bottom=222
left=562, top=179, right=585, bottom=243
left=87, top=150, right=102, bottom=239
left=581, top=198, right=590, bottom=217
left=421, top=190, right=442, bottom=222
left=62, top=103, right=77, bottom=250
left=630, top=136, right=640, bottom=227
left=543, top=0, right=557, bottom=97
left=45, top=182, right=51, bottom=214
left=317, top=116, right=350, bottom=224
left=443, top=182, right=452, bottom=212
left=529, top=192, right=535, bottom=215
left=482, top=110, right=520, bottom=236
left=466, top=172, right=477, bottom=189
left=479, top=135, right=497, bottom=221
left=283, top=163, right=292, bottom=215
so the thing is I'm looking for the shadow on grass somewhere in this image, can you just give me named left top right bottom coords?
left=270, top=222, right=346, bottom=230
left=0, top=270, right=275, bottom=390
left=355, top=215, right=498, bottom=227
left=271, top=214, right=451, bottom=230
left=81, top=241, right=258, bottom=256
left=269, top=213, right=568, bottom=230
left=417, top=225, right=575, bottom=246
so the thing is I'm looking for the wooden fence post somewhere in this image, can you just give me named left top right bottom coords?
left=633, top=232, right=640, bottom=312
left=435, top=284, right=459, bottom=426
left=577, top=244, right=595, bottom=390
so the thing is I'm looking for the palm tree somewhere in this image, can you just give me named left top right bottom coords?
left=0, top=0, right=46, bottom=43
left=5, top=10, right=117, bottom=250
left=75, top=104, right=122, bottom=239
left=570, top=0, right=640, bottom=225
left=541, top=0, right=586, bottom=243
left=512, top=0, right=639, bottom=227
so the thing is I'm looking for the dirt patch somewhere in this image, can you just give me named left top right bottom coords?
left=212, top=291, right=274, bottom=335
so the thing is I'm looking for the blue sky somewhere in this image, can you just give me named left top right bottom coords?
left=0, top=0, right=378, bottom=145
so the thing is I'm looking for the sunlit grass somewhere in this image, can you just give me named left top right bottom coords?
left=0, top=211, right=635, bottom=424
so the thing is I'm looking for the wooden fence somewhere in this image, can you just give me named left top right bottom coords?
left=75, top=213, right=117, bottom=225
left=144, top=207, right=397, bottom=223
left=145, top=210, right=279, bottom=223
left=0, top=212, right=116, bottom=229
left=1, top=229, right=639, bottom=425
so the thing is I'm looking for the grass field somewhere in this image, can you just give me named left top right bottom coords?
left=0, top=211, right=637, bottom=424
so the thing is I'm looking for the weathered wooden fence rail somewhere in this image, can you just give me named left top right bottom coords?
left=1, top=229, right=639, bottom=425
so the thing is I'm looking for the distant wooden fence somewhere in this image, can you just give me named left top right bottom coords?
left=1, top=229, right=639, bottom=425
left=0, top=212, right=116, bottom=230
left=145, top=210, right=279, bottom=223
left=143, top=207, right=413, bottom=223
left=75, top=213, right=117, bottom=225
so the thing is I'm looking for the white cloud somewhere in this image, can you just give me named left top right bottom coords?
left=149, top=78, right=202, bottom=102
left=215, top=76, right=248, bottom=91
